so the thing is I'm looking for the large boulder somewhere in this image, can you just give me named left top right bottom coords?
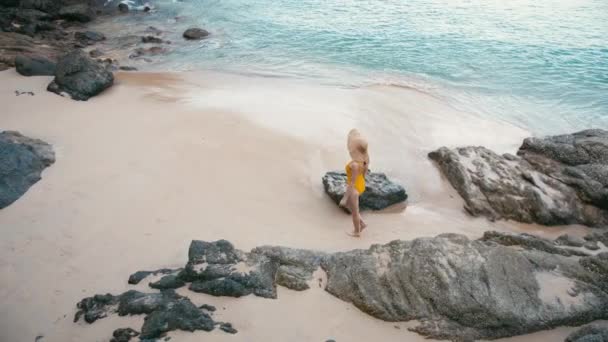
left=322, top=171, right=407, bottom=211
left=428, top=130, right=608, bottom=227
left=47, top=49, right=114, bottom=101
left=183, top=27, right=209, bottom=40
left=14, top=54, right=55, bottom=76
left=0, top=131, right=55, bottom=209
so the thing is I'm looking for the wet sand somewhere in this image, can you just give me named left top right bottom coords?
left=0, top=69, right=594, bottom=341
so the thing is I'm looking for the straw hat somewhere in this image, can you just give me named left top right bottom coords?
left=347, top=129, right=369, bottom=165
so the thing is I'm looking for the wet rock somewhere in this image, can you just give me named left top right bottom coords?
left=565, top=324, right=608, bottom=342
left=129, top=46, right=167, bottom=59
left=182, top=27, right=209, bottom=40
left=322, top=171, right=408, bottom=211
left=128, top=268, right=175, bottom=285
left=75, top=290, right=216, bottom=339
left=556, top=234, right=586, bottom=248
left=219, top=322, right=237, bottom=334
left=145, top=26, right=162, bottom=35
left=0, top=32, right=63, bottom=68
left=110, top=327, right=139, bottom=342
left=75, top=30, right=105, bottom=45
left=47, top=49, right=113, bottom=101
left=0, top=131, right=55, bottom=209
left=141, top=35, right=163, bottom=44
left=117, top=3, right=128, bottom=13
left=149, top=274, right=185, bottom=290
left=429, top=131, right=608, bottom=227
left=58, top=4, right=92, bottom=22
left=179, top=240, right=279, bottom=298
left=14, top=54, right=56, bottom=76
left=119, top=66, right=137, bottom=71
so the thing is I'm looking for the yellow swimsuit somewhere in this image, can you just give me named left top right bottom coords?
left=346, top=161, right=366, bottom=194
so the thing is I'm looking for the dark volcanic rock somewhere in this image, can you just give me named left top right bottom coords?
left=180, top=240, right=279, bottom=298
left=129, top=46, right=167, bottom=59
left=75, top=290, right=216, bottom=339
left=14, top=54, right=55, bottom=76
left=117, top=3, right=128, bottom=13
left=58, top=4, right=92, bottom=22
left=118, top=66, right=137, bottom=71
left=149, top=274, right=185, bottom=290
left=182, top=27, right=209, bottom=40
left=0, top=131, right=55, bottom=209
left=47, top=49, right=113, bottom=101
left=565, top=324, right=608, bottom=342
left=322, top=171, right=408, bottom=211
left=428, top=130, right=608, bottom=227
left=110, top=327, right=139, bottom=342
left=199, top=304, right=216, bottom=312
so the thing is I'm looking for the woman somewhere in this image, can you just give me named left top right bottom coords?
left=340, top=129, right=370, bottom=237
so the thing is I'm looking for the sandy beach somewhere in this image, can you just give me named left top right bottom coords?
left=0, top=69, right=595, bottom=342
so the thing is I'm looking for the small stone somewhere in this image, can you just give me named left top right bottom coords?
left=142, top=36, right=164, bottom=44
left=110, top=327, right=139, bottom=342
left=119, top=66, right=138, bottom=71
left=219, top=323, right=237, bottom=334
left=15, top=55, right=56, bottom=76
left=199, top=304, right=216, bottom=312
left=584, top=241, right=600, bottom=251
left=118, top=3, right=129, bottom=13
left=183, top=27, right=210, bottom=40
left=89, top=49, right=103, bottom=58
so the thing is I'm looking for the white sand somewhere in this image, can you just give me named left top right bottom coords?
left=0, top=69, right=593, bottom=341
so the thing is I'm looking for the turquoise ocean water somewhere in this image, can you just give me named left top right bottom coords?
left=119, top=0, right=608, bottom=134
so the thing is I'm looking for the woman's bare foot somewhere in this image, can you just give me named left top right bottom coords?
left=347, top=231, right=361, bottom=237
left=360, top=219, right=367, bottom=231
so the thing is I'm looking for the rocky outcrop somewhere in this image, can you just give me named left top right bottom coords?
left=74, top=290, right=219, bottom=339
left=183, top=27, right=209, bottom=40
left=0, top=131, right=55, bottom=209
left=14, top=54, right=56, bottom=76
left=47, top=49, right=114, bottom=101
left=322, top=171, right=407, bottom=211
left=428, top=129, right=608, bottom=227
left=77, top=232, right=608, bottom=341
left=565, top=324, right=608, bottom=342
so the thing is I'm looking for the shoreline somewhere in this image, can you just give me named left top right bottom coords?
left=0, top=68, right=597, bottom=341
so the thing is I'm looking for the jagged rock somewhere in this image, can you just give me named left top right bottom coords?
left=429, top=130, right=608, bottom=227
left=75, top=290, right=216, bottom=339
left=47, top=49, right=113, bottom=101
left=322, top=171, right=407, bottom=211
left=149, top=274, right=185, bottom=290
left=77, top=233, right=608, bottom=341
left=58, top=4, right=92, bottom=22
left=481, top=231, right=589, bottom=257
left=556, top=234, right=586, bottom=247
left=110, top=328, right=139, bottom=342
left=321, top=233, right=608, bottom=340
left=128, top=268, right=175, bottom=285
left=14, top=54, right=55, bottom=76
left=179, top=240, right=279, bottom=299
left=0, top=131, right=55, bottom=209
left=182, top=27, right=209, bottom=40
left=565, top=324, right=608, bottom=342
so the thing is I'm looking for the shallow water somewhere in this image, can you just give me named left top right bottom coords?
left=99, top=0, right=607, bottom=135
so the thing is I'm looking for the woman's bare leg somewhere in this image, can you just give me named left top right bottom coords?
left=348, top=190, right=361, bottom=237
